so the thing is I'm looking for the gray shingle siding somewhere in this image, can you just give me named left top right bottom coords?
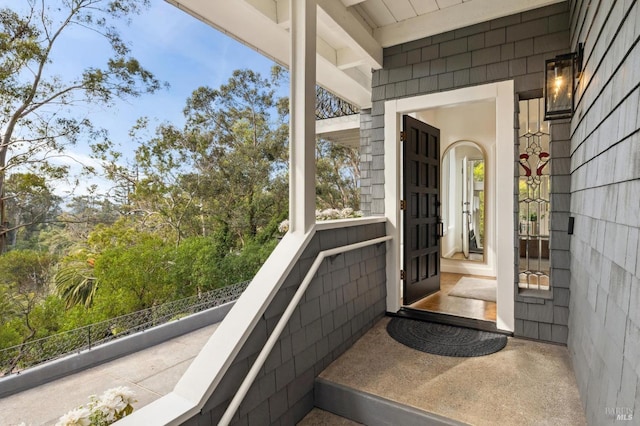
left=360, top=3, right=572, bottom=343
left=184, top=223, right=387, bottom=425
left=566, top=0, right=640, bottom=423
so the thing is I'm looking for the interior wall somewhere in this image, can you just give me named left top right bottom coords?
left=567, top=0, right=640, bottom=423
left=416, top=101, right=496, bottom=276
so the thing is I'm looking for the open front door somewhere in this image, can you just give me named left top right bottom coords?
left=402, top=116, right=441, bottom=305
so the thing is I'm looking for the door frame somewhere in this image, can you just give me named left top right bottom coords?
left=383, top=81, right=515, bottom=332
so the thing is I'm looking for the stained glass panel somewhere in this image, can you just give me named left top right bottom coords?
left=518, top=98, right=551, bottom=290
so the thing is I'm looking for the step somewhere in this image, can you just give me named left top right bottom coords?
left=297, top=407, right=363, bottom=425
left=314, top=378, right=469, bottom=426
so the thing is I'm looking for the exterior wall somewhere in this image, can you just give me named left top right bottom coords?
left=361, top=2, right=572, bottom=342
left=181, top=223, right=387, bottom=425
left=567, top=0, right=640, bottom=423
left=359, top=109, right=373, bottom=216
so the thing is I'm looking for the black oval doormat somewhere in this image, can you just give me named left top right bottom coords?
left=386, top=317, right=507, bottom=357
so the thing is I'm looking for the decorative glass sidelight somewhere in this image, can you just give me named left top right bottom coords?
left=518, top=98, right=551, bottom=290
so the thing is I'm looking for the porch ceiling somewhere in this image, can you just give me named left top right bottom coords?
left=166, top=0, right=564, bottom=108
left=316, top=114, right=361, bottom=148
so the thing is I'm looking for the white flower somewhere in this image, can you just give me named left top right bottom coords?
left=93, top=399, right=118, bottom=422
left=109, top=386, right=136, bottom=406
left=56, top=406, right=91, bottom=426
left=57, top=387, right=136, bottom=426
left=93, top=386, right=136, bottom=421
left=314, top=207, right=362, bottom=221
left=278, top=219, right=289, bottom=233
left=340, top=207, right=354, bottom=218
left=316, top=208, right=340, bottom=220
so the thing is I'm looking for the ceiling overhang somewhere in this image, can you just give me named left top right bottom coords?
left=316, top=114, right=361, bottom=147
left=166, top=0, right=565, bottom=109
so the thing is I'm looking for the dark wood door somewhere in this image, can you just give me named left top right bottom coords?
left=403, top=115, right=441, bottom=305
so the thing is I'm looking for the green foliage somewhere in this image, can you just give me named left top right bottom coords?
left=0, top=250, right=58, bottom=350
left=55, top=254, right=98, bottom=309
left=473, top=161, right=484, bottom=182
left=89, top=234, right=176, bottom=316
left=0, top=249, right=56, bottom=292
left=170, top=237, right=226, bottom=296
left=219, top=237, right=279, bottom=284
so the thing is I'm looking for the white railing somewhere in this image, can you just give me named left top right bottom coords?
left=218, top=234, right=392, bottom=425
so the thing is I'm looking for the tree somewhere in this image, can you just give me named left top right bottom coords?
left=90, top=235, right=175, bottom=315
left=3, top=173, right=61, bottom=249
left=182, top=68, right=289, bottom=246
left=0, top=249, right=57, bottom=354
left=0, top=0, right=163, bottom=253
left=54, top=253, right=98, bottom=309
left=97, top=68, right=290, bottom=248
left=315, top=138, right=360, bottom=210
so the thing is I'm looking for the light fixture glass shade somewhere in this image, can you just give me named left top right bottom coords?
left=544, top=56, right=574, bottom=120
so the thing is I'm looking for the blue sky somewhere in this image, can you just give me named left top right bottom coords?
left=3, top=0, right=283, bottom=196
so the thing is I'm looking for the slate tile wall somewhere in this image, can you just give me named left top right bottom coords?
left=360, top=2, right=572, bottom=343
left=181, top=222, right=387, bottom=425
left=566, top=0, right=640, bottom=423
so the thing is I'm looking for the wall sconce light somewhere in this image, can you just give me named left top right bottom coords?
left=544, top=43, right=583, bottom=120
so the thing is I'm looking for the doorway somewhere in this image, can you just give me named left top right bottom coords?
left=384, top=81, right=515, bottom=332
left=401, top=117, right=495, bottom=324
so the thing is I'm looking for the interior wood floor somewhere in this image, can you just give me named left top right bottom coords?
left=408, top=272, right=496, bottom=322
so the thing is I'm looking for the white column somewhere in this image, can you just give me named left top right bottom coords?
left=289, top=0, right=316, bottom=234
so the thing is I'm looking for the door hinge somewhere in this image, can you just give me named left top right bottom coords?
left=400, top=199, right=406, bottom=210
left=400, top=131, right=406, bottom=142
left=400, top=269, right=406, bottom=280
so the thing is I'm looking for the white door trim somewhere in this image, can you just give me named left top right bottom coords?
left=384, top=81, right=515, bottom=332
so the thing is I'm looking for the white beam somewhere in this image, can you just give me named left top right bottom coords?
left=244, top=0, right=278, bottom=21
left=375, top=0, right=565, bottom=47
left=342, top=0, right=367, bottom=6
left=316, top=55, right=371, bottom=107
left=337, top=47, right=365, bottom=69
left=276, top=0, right=290, bottom=26
left=317, top=0, right=383, bottom=69
left=317, top=36, right=337, bottom=66
left=289, top=0, right=317, bottom=234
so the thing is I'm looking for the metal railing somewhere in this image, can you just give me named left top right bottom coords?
left=0, top=280, right=250, bottom=376
left=316, top=86, right=359, bottom=119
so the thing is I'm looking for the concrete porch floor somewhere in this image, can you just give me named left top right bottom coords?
left=312, top=316, right=586, bottom=425
left=0, top=322, right=219, bottom=426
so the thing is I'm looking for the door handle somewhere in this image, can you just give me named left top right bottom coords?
left=437, top=219, right=444, bottom=239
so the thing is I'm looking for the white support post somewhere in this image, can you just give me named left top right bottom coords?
left=289, top=0, right=317, bottom=234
